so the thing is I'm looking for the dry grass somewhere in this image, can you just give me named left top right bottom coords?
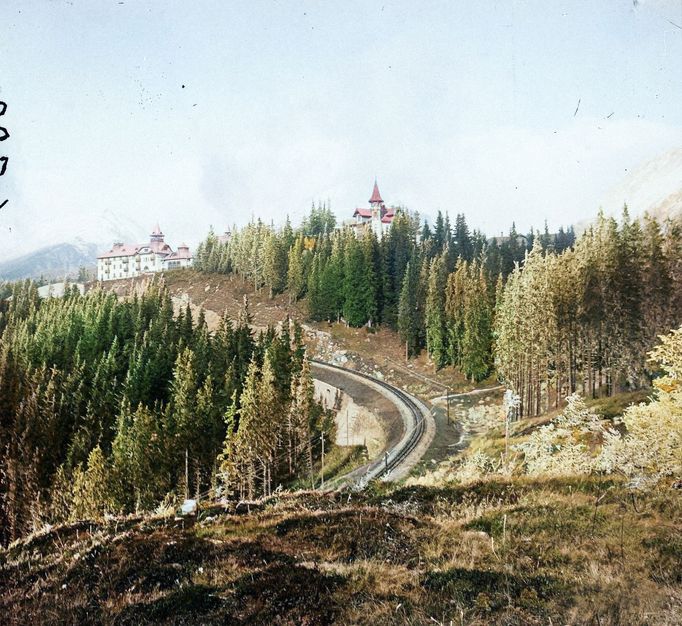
left=1, top=477, right=679, bottom=625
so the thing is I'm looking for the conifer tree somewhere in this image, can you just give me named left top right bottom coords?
left=256, top=350, right=280, bottom=495
left=71, top=446, right=112, bottom=520
left=343, top=237, right=375, bottom=327
left=288, top=357, right=315, bottom=482
left=453, top=213, right=473, bottom=261
left=381, top=212, right=414, bottom=328
left=263, top=231, right=287, bottom=297
left=217, top=392, right=239, bottom=494
left=425, top=254, right=448, bottom=368
left=231, top=359, right=260, bottom=498
left=461, top=263, right=492, bottom=381
left=398, top=259, right=420, bottom=358
left=362, top=230, right=382, bottom=325
left=229, top=352, right=280, bottom=498
left=306, top=254, right=324, bottom=321
left=287, top=237, right=306, bottom=302
left=445, top=258, right=467, bottom=367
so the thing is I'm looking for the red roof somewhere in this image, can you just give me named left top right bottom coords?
left=173, top=243, right=192, bottom=259
left=166, top=247, right=192, bottom=260
left=98, top=241, right=175, bottom=259
left=97, top=243, right=141, bottom=259
left=149, top=240, right=172, bottom=254
left=353, top=208, right=372, bottom=218
left=381, top=215, right=395, bottom=224
left=369, top=181, right=383, bottom=204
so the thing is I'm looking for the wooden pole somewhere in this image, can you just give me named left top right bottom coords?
left=185, top=448, right=189, bottom=500
left=320, top=432, right=325, bottom=488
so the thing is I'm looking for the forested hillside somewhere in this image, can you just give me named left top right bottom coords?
left=0, top=281, right=331, bottom=545
left=194, top=206, right=682, bottom=414
left=496, top=210, right=682, bottom=416
left=1, top=210, right=680, bottom=624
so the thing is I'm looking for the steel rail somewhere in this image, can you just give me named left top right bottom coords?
left=310, top=359, right=428, bottom=486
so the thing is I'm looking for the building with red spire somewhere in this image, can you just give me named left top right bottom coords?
left=351, top=180, right=396, bottom=239
left=369, top=180, right=383, bottom=205
left=96, top=224, right=193, bottom=281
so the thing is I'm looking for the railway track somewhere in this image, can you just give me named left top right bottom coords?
left=310, top=360, right=430, bottom=486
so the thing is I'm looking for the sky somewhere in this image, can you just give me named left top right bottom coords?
left=1, top=0, right=681, bottom=255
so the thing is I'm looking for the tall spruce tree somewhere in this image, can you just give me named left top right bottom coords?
left=343, top=237, right=375, bottom=327
left=425, top=253, right=448, bottom=369
left=398, top=259, right=421, bottom=358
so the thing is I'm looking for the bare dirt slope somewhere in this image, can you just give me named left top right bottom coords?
left=97, top=270, right=494, bottom=400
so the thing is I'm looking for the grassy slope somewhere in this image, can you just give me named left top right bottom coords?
left=1, top=477, right=680, bottom=625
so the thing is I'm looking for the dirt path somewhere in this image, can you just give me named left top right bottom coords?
left=412, top=386, right=504, bottom=476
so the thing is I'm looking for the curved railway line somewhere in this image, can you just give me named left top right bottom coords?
left=311, top=360, right=432, bottom=486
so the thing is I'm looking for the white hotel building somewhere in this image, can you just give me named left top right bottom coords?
left=97, top=224, right=192, bottom=282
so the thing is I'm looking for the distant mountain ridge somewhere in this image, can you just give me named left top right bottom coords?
left=0, top=241, right=97, bottom=281
left=599, top=148, right=682, bottom=222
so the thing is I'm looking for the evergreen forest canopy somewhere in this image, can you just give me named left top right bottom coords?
left=0, top=281, right=331, bottom=545
left=1, top=203, right=680, bottom=546
left=195, top=204, right=682, bottom=413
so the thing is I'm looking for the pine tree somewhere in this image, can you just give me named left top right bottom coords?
left=263, top=231, right=287, bottom=297
left=307, top=254, right=324, bottom=321
left=454, top=213, right=473, bottom=262
left=318, top=234, right=345, bottom=321
left=461, top=263, right=492, bottom=381
left=231, top=359, right=260, bottom=498
left=433, top=211, right=446, bottom=251
left=218, top=392, right=239, bottom=495
left=425, top=254, right=448, bottom=368
left=445, top=258, right=467, bottom=367
left=362, top=230, right=381, bottom=326
left=230, top=352, right=280, bottom=498
left=382, top=212, right=414, bottom=328
left=287, top=237, right=306, bottom=302
left=71, top=446, right=112, bottom=520
left=256, top=350, right=280, bottom=495
left=398, top=259, right=420, bottom=358
left=342, top=237, right=375, bottom=327
left=288, top=357, right=315, bottom=483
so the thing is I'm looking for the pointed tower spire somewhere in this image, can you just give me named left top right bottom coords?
left=369, top=180, right=383, bottom=205
left=150, top=222, right=164, bottom=243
